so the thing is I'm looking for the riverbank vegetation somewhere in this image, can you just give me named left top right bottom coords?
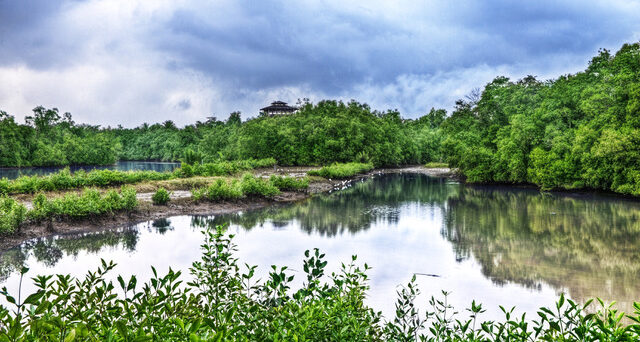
left=0, top=158, right=276, bottom=195
left=1, top=172, right=310, bottom=235
left=0, top=107, right=118, bottom=167
left=0, top=225, right=638, bottom=340
left=307, top=162, right=374, bottom=179
left=0, top=187, right=139, bottom=234
left=191, top=174, right=308, bottom=202
left=443, top=42, right=640, bottom=195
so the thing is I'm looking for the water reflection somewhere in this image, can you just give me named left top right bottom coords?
left=441, top=186, right=640, bottom=313
left=0, top=161, right=180, bottom=180
left=1, top=174, right=639, bottom=317
left=0, top=219, right=176, bottom=282
left=204, top=174, right=459, bottom=236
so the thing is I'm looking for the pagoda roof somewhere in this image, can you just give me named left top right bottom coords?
left=260, top=101, right=298, bottom=112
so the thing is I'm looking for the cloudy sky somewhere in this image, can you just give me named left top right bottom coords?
left=1, top=0, right=639, bottom=127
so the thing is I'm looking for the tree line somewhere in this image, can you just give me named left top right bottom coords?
left=0, top=107, right=118, bottom=167
left=442, top=42, right=640, bottom=196
left=1, top=42, right=638, bottom=195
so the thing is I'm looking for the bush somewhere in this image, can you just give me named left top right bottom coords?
left=0, top=197, right=27, bottom=233
left=1, top=225, right=639, bottom=340
left=307, top=162, right=374, bottom=179
left=192, top=174, right=283, bottom=203
left=28, top=187, right=138, bottom=221
left=203, top=179, right=243, bottom=201
left=0, top=178, right=9, bottom=195
left=152, top=187, right=171, bottom=205
left=240, top=173, right=280, bottom=197
left=269, top=175, right=309, bottom=190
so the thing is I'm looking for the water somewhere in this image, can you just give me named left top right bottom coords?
left=0, top=161, right=181, bottom=180
left=1, top=174, right=639, bottom=320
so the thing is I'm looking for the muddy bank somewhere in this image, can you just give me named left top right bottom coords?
left=0, top=166, right=454, bottom=251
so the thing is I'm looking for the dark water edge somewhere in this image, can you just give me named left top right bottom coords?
left=1, top=173, right=639, bottom=319
left=0, top=161, right=181, bottom=180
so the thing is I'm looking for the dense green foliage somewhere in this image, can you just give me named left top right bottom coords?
left=0, top=107, right=118, bottom=167
left=151, top=188, right=171, bottom=205
left=1, top=225, right=639, bottom=341
left=307, top=162, right=374, bottom=179
left=1, top=159, right=276, bottom=195
left=443, top=42, right=640, bottom=195
left=110, top=103, right=444, bottom=167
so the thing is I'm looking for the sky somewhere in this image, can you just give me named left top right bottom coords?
left=1, top=0, right=639, bottom=127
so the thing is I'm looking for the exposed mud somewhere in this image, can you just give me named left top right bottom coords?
left=0, top=166, right=454, bottom=251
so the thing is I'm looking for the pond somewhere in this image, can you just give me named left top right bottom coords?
left=1, top=173, right=639, bottom=320
left=0, top=161, right=181, bottom=180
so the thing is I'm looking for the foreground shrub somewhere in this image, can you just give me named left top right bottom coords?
left=152, top=187, right=171, bottom=205
left=307, top=162, right=374, bottom=179
left=0, top=197, right=27, bottom=233
left=1, top=225, right=639, bottom=341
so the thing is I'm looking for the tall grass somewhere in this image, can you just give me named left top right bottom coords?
left=0, top=158, right=277, bottom=195
left=307, top=162, right=374, bottom=179
left=27, top=187, right=138, bottom=222
left=177, top=158, right=277, bottom=178
left=424, top=162, right=449, bottom=168
left=1, top=225, right=639, bottom=340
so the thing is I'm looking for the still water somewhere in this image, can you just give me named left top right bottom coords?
left=0, top=161, right=181, bottom=180
left=1, top=174, right=639, bottom=319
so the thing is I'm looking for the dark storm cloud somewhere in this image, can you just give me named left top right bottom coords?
left=0, top=0, right=638, bottom=126
left=0, top=0, right=86, bottom=69
left=152, top=0, right=639, bottom=97
left=158, top=3, right=401, bottom=93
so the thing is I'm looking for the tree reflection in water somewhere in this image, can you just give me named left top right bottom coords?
left=0, top=218, right=174, bottom=282
left=2, top=174, right=640, bottom=313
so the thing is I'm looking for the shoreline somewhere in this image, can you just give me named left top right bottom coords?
left=0, top=166, right=455, bottom=251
